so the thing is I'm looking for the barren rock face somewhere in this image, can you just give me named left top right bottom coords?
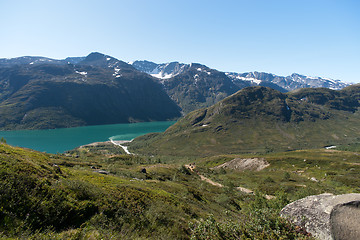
left=280, top=193, right=360, bottom=240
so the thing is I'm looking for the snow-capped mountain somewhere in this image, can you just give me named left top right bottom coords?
left=133, top=60, right=349, bottom=91
left=0, top=52, right=353, bottom=126
left=132, top=60, right=189, bottom=79
left=226, top=71, right=349, bottom=91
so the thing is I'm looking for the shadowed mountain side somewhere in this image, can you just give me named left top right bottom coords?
left=161, top=63, right=243, bottom=113
left=130, top=86, right=360, bottom=156
left=0, top=53, right=181, bottom=130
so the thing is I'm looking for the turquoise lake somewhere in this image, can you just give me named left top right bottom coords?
left=0, top=121, right=176, bottom=154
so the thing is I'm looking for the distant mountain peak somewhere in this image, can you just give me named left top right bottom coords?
left=79, top=52, right=134, bottom=70
left=226, top=71, right=348, bottom=91
left=132, top=60, right=189, bottom=79
left=0, top=53, right=351, bottom=92
left=81, top=52, right=114, bottom=65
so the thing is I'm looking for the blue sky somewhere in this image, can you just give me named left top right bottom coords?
left=0, top=0, right=359, bottom=83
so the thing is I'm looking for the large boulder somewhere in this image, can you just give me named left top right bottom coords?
left=280, top=193, right=360, bottom=240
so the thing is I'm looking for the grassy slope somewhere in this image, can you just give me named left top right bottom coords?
left=2, top=140, right=360, bottom=239
left=0, top=142, right=326, bottom=239
left=130, top=86, right=360, bottom=157
left=196, top=149, right=360, bottom=198
left=1, top=85, right=359, bottom=239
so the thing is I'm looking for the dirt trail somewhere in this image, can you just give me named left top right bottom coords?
left=185, top=164, right=274, bottom=200
left=199, top=175, right=223, bottom=187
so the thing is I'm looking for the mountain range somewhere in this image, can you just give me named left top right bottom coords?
left=132, top=60, right=349, bottom=91
left=0, top=52, right=354, bottom=129
left=1, top=53, right=360, bottom=240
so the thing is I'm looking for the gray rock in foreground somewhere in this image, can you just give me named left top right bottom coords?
left=331, top=201, right=360, bottom=240
left=280, top=193, right=360, bottom=240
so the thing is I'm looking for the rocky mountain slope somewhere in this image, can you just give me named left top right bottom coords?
left=130, top=85, right=360, bottom=156
left=132, top=60, right=189, bottom=79
left=226, top=71, right=348, bottom=91
left=132, top=60, right=349, bottom=92
left=0, top=53, right=181, bottom=130
left=159, top=63, right=247, bottom=113
left=132, top=60, right=350, bottom=113
left=0, top=53, right=353, bottom=130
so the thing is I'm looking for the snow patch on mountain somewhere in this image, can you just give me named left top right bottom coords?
left=132, top=60, right=189, bottom=79
left=75, top=70, right=87, bottom=76
left=226, top=72, right=349, bottom=91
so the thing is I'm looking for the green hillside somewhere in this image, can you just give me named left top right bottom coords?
left=1, top=85, right=360, bottom=239
left=0, top=142, right=325, bottom=239
left=2, top=139, right=359, bottom=239
left=130, top=86, right=360, bottom=156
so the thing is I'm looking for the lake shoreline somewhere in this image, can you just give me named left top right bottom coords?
left=0, top=121, right=175, bottom=154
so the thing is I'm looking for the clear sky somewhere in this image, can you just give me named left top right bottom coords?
left=0, top=0, right=359, bottom=83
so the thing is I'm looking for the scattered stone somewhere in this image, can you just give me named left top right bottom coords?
left=280, top=193, right=360, bottom=240
left=236, top=186, right=253, bottom=194
left=94, top=170, right=109, bottom=175
left=310, top=177, right=319, bottom=182
left=53, top=164, right=62, bottom=174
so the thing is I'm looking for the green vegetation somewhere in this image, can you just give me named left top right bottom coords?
left=1, top=139, right=359, bottom=239
left=130, top=86, right=360, bottom=156
left=336, top=142, right=360, bottom=152
left=1, top=86, right=359, bottom=239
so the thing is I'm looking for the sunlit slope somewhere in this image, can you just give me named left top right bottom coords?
left=130, top=85, right=360, bottom=156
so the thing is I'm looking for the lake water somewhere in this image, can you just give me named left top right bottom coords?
left=0, top=121, right=175, bottom=154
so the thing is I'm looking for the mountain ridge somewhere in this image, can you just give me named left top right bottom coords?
left=131, top=60, right=350, bottom=91
left=0, top=52, right=355, bottom=130
left=129, top=85, right=360, bottom=156
left=0, top=54, right=352, bottom=91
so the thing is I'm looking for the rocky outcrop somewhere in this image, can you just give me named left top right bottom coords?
left=212, top=158, right=270, bottom=171
left=280, top=193, right=360, bottom=240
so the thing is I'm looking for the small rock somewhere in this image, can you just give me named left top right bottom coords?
left=94, top=170, right=109, bottom=175
left=310, top=177, right=319, bottom=182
